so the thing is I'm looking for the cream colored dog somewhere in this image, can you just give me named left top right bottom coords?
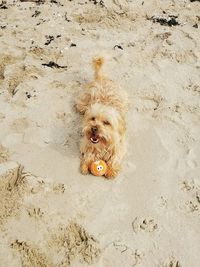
left=76, top=57, right=128, bottom=179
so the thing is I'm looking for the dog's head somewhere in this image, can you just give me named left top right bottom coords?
left=82, top=103, right=125, bottom=148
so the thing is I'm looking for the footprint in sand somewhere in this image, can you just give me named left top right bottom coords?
left=52, top=183, right=65, bottom=194
left=160, top=256, right=182, bottom=267
left=74, top=6, right=136, bottom=28
left=3, top=63, right=39, bottom=96
left=0, top=53, right=25, bottom=87
left=0, top=112, right=6, bottom=121
left=135, top=94, right=164, bottom=113
left=11, top=240, right=54, bottom=267
left=0, top=161, right=26, bottom=227
left=186, top=148, right=198, bottom=169
left=26, top=206, right=45, bottom=219
left=181, top=179, right=200, bottom=213
left=173, top=49, right=197, bottom=64
left=157, top=196, right=168, bottom=209
left=0, top=54, right=16, bottom=81
left=132, top=217, right=158, bottom=233
left=11, top=223, right=101, bottom=267
left=48, top=222, right=101, bottom=266
left=108, top=241, right=144, bottom=266
left=4, top=64, right=27, bottom=95
left=187, top=159, right=198, bottom=169
left=11, top=117, right=29, bottom=133
left=0, top=144, right=9, bottom=163
left=1, top=56, right=43, bottom=96
left=184, top=82, right=200, bottom=96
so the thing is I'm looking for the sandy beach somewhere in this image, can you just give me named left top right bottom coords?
left=0, top=0, right=200, bottom=266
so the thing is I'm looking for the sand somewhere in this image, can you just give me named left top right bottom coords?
left=0, top=0, right=200, bottom=266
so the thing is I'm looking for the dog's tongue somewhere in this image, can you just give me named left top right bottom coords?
left=90, top=135, right=99, bottom=143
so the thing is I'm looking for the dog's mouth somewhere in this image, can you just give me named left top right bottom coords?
left=90, top=136, right=100, bottom=144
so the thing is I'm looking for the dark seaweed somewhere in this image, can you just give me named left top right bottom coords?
left=89, top=0, right=105, bottom=7
left=42, top=61, right=67, bottom=69
left=193, top=23, right=198, bottom=28
left=150, top=15, right=179, bottom=27
left=114, top=45, right=123, bottom=50
left=44, top=35, right=54, bottom=45
left=32, top=10, right=41, bottom=17
left=64, top=12, right=71, bottom=22
left=0, top=1, right=8, bottom=9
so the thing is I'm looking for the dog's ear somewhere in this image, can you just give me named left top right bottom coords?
left=118, top=115, right=126, bottom=136
left=75, top=93, right=91, bottom=115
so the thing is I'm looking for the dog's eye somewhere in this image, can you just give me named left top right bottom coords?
left=91, top=117, right=95, bottom=121
left=103, top=120, right=111, bottom=126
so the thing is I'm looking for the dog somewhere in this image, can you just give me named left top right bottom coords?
left=76, top=57, right=128, bottom=179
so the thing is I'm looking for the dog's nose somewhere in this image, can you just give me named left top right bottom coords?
left=91, top=126, right=98, bottom=134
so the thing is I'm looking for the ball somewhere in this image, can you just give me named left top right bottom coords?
left=90, top=160, right=107, bottom=176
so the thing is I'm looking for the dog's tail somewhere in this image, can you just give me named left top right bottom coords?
left=92, top=57, right=104, bottom=81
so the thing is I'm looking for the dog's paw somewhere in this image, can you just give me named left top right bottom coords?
left=75, top=103, right=85, bottom=114
left=80, top=163, right=89, bottom=175
left=105, top=166, right=119, bottom=179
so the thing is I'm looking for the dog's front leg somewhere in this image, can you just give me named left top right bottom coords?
left=80, top=159, right=90, bottom=175
left=105, top=160, right=121, bottom=179
left=80, top=154, right=92, bottom=175
left=105, top=140, right=125, bottom=179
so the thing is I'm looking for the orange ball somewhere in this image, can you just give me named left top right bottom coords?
left=90, top=160, right=107, bottom=176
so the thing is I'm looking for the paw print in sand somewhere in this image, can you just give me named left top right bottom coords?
left=181, top=179, right=200, bottom=213
left=161, top=256, right=182, bottom=267
left=132, top=217, right=158, bottom=233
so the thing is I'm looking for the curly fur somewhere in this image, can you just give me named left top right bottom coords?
left=76, top=57, right=128, bottom=179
